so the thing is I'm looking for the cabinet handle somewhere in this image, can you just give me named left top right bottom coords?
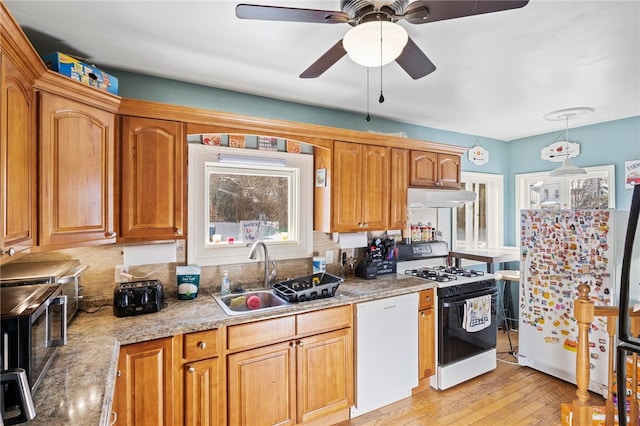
left=188, top=367, right=195, bottom=373
left=117, top=370, right=121, bottom=377
left=421, top=312, right=426, bottom=318
left=1, top=247, right=15, bottom=256
left=176, top=229, right=183, bottom=236
left=297, top=340, right=304, bottom=347
left=289, top=341, right=296, bottom=348
left=107, top=231, right=116, bottom=238
left=110, top=410, right=118, bottom=426
left=197, top=341, right=206, bottom=349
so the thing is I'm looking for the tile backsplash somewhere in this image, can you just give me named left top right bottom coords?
left=12, top=231, right=345, bottom=307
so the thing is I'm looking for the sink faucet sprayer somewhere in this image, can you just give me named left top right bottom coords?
left=248, top=240, right=277, bottom=287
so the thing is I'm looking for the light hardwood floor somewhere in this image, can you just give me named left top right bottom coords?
left=338, top=329, right=606, bottom=426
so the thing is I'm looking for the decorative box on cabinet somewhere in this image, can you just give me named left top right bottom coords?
left=331, top=141, right=389, bottom=232
left=410, top=151, right=461, bottom=189
left=119, top=116, right=186, bottom=241
left=226, top=305, right=353, bottom=426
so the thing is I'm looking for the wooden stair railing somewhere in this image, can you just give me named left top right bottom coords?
left=572, top=283, right=640, bottom=426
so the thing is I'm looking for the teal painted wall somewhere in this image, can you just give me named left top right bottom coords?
left=110, top=69, right=639, bottom=247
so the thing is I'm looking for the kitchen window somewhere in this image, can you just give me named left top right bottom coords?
left=515, top=165, right=615, bottom=210
left=188, top=143, right=313, bottom=266
left=454, top=172, right=504, bottom=249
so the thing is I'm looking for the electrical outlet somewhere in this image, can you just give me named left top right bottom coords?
left=114, top=265, right=128, bottom=283
left=325, top=250, right=334, bottom=264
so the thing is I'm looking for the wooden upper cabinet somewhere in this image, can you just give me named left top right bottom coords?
left=0, top=52, right=36, bottom=262
left=410, top=151, right=461, bottom=189
left=119, top=116, right=185, bottom=241
left=389, top=148, right=409, bottom=230
left=332, top=141, right=388, bottom=232
left=38, top=91, right=116, bottom=248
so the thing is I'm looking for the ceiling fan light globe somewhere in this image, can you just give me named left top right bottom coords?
left=343, top=21, right=408, bottom=67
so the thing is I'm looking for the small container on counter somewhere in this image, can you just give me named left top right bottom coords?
left=177, top=265, right=201, bottom=300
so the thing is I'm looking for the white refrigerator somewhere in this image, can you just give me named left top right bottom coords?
left=518, top=209, right=628, bottom=396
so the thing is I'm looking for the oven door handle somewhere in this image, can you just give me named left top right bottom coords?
left=441, top=290, right=497, bottom=308
left=46, top=295, right=68, bottom=347
left=441, top=300, right=469, bottom=308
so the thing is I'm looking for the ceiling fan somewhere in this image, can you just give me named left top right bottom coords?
left=236, top=0, right=529, bottom=79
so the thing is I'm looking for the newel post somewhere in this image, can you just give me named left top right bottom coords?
left=573, top=283, right=594, bottom=425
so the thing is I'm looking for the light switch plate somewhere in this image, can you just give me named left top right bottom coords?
left=325, top=250, right=334, bottom=264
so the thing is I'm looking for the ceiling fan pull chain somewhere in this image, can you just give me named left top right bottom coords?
left=366, top=67, right=371, bottom=121
left=379, top=17, right=385, bottom=104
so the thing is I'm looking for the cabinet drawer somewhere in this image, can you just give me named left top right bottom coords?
left=184, top=329, right=219, bottom=361
left=418, top=289, right=434, bottom=310
left=297, top=305, right=352, bottom=336
left=227, top=316, right=296, bottom=352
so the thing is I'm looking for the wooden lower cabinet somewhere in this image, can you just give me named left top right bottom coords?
left=226, top=306, right=353, bottom=426
left=113, top=337, right=175, bottom=426
left=417, top=289, right=436, bottom=381
left=184, top=357, right=220, bottom=426
left=296, top=328, right=353, bottom=424
left=227, top=341, right=295, bottom=426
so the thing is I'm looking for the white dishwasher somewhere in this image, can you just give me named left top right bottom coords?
left=350, top=292, right=419, bottom=418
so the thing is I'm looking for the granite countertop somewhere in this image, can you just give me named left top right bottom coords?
left=28, top=273, right=434, bottom=426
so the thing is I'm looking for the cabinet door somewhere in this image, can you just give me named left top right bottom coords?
left=113, top=337, right=175, bottom=426
left=38, top=92, right=115, bottom=247
left=296, top=328, right=353, bottom=424
left=361, top=145, right=389, bottom=230
left=227, top=341, right=295, bottom=426
left=184, top=358, right=220, bottom=426
left=120, top=116, right=185, bottom=241
left=389, top=148, right=408, bottom=230
left=332, top=141, right=362, bottom=232
left=0, top=53, right=35, bottom=260
left=437, top=153, right=461, bottom=189
left=409, top=151, right=437, bottom=187
left=418, top=308, right=435, bottom=379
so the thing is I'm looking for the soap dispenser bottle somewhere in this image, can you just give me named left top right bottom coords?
left=221, top=271, right=230, bottom=296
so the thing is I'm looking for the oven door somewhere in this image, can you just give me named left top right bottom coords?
left=438, top=288, right=497, bottom=366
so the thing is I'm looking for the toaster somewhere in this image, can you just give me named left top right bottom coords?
left=113, top=280, right=165, bottom=317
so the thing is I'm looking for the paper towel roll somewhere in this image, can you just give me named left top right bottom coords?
left=335, top=233, right=367, bottom=249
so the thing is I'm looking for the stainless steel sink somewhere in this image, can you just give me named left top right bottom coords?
left=212, top=289, right=289, bottom=316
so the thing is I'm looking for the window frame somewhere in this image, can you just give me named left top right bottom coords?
left=187, top=144, right=313, bottom=266
left=454, top=172, right=504, bottom=250
left=514, top=164, right=615, bottom=243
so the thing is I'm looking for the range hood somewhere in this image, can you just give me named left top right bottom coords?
left=407, top=188, right=477, bottom=208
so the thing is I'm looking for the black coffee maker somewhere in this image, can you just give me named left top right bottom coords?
left=1, top=355, right=36, bottom=425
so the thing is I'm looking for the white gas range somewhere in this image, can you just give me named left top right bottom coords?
left=396, top=241, right=498, bottom=390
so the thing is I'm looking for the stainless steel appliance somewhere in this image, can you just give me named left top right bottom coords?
left=1, top=368, right=36, bottom=425
left=616, top=184, right=640, bottom=425
left=397, top=241, right=498, bottom=390
left=0, top=260, right=86, bottom=323
left=0, top=284, right=67, bottom=396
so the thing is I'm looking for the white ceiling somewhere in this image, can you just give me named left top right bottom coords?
left=6, top=0, right=640, bottom=141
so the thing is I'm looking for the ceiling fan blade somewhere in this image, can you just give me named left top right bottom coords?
left=300, top=40, right=347, bottom=79
left=395, top=37, right=436, bottom=80
left=404, top=0, right=529, bottom=24
left=236, top=4, right=348, bottom=24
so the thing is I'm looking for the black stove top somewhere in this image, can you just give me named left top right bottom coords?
left=404, top=266, right=485, bottom=282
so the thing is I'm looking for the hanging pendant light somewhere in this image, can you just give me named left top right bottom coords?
left=543, top=107, right=594, bottom=177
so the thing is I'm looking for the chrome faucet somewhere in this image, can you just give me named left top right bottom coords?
left=248, top=240, right=277, bottom=287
